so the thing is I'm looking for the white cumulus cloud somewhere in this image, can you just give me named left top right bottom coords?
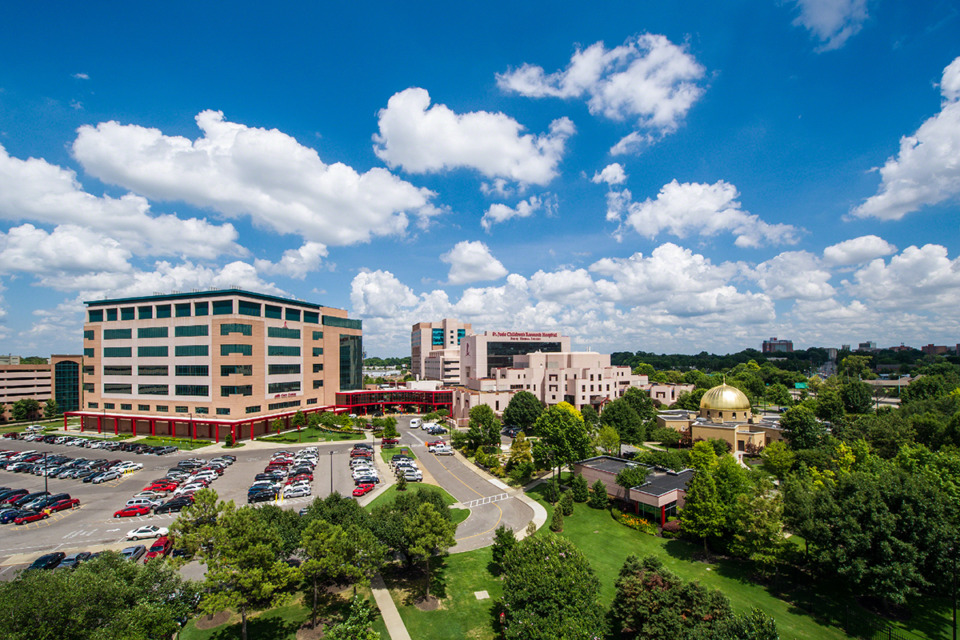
left=72, top=110, right=438, bottom=246
left=592, top=163, right=627, bottom=186
left=852, top=57, right=960, bottom=220
left=746, top=251, right=835, bottom=300
left=0, top=143, right=242, bottom=259
left=845, top=244, right=960, bottom=310
left=497, top=34, right=706, bottom=154
left=440, top=240, right=508, bottom=285
left=373, top=88, right=574, bottom=187
left=350, top=269, right=420, bottom=318
left=481, top=195, right=549, bottom=231
left=254, top=242, right=328, bottom=279
left=792, top=0, right=869, bottom=51
left=823, top=235, right=897, bottom=266
left=615, top=179, right=801, bottom=248
left=0, top=224, right=132, bottom=281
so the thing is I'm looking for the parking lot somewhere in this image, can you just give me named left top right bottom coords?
left=0, top=417, right=536, bottom=575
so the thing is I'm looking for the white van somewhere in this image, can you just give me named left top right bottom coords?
left=409, top=418, right=422, bottom=429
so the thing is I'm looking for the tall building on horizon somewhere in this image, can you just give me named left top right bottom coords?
left=411, top=319, right=473, bottom=384
left=762, top=337, right=793, bottom=353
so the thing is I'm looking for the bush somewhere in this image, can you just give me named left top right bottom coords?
left=612, top=508, right=656, bottom=535
left=397, top=475, right=408, bottom=492
left=660, top=519, right=681, bottom=538
left=225, top=431, right=235, bottom=448
left=491, top=524, right=517, bottom=569
left=508, top=461, right=534, bottom=485
left=559, top=491, right=574, bottom=516
left=588, top=479, right=608, bottom=509
left=549, top=505, right=564, bottom=532
left=569, top=474, right=589, bottom=502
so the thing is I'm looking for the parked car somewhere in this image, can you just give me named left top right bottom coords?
left=282, top=485, right=311, bottom=499
left=121, top=545, right=147, bottom=561
left=114, top=505, right=151, bottom=518
left=14, top=511, right=48, bottom=524
left=27, top=552, right=65, bottom=570
left=352, top=483, right=375, bottom=497
left=46, top=498, right=80, bottom=512
left=126, top=525, right=168, bottom=540
left=144, top=536, right=173, bottom=562
left=154, top=498, right=192, bottom=514
left=56, top=551, right=92, bottom=570
left=247, top=489, right=277, bottom=504
left=92, top=470, right=122, bottom=484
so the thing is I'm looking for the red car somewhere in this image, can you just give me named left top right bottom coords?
left=145, top=483, right=177, bottom=493
left=14, top=511, right=48, bottom=524
left=426, top=440, right=445, bottom=448
left=381, top=437, right=399, bottom=445
left=352, top=483, right=375, bottom=497
left=113, top=505, right=150, bottom=518
left=144, top=536, right=172, bottom=562
left=46, top=498, right=80, bottom=512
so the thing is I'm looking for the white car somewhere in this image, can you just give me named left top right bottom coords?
left=434, top=446, right=454, bottom=456
left=125, top=497, right=162, bottom=509
left=126, top=525, right=168, bottom=541
left=115, top=462, right=143, bottom=472
left=282, top=485, right=311, bottom=498
left=133, top=491, right=165, bottom=501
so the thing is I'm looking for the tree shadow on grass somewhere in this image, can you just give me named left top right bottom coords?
left=208, top=612, right=302, bottom=640
left=381, top=557, right=450, bottom=607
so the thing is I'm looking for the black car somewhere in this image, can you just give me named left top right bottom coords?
left=154, top=498, right=191, bottom=514
left=220, top=455, right=237, bottom=463
left=27, top=552, right=65, bottom=570
left=12, top=491, right=49, bottom=508
left=247, top=490, right=277, bottom=504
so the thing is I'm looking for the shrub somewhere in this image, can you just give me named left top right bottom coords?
left=508, top=461, right=534, bottom=485
left=549, top=505, right=564, bottom=532
left=225, top=431, right=235, bottom=448
left=569, top=474, right=589, bottom=502
left=661, top=519, right=681, bottom=538
left=612, top=508, right=656, bottom=535
left=559, top=491, right=574, bottom=516
left=491, top=524, right=517, bottom=569
left=588, top=479, right=609, bottom=509
left=397, top=475, right=408, bottom=492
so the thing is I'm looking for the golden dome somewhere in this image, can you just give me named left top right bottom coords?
left=700, top=384, right=751, bottom=411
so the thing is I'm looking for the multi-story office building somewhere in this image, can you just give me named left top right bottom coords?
left=73, top=290, right=361, bottom=441
left=451, top=350, right=647, bottom=426
left=0, top=355, right=82, bottom=420
left=761, top=337, right=793, bottom=353
left=460, top=330, right=570, bottom=385
left=411, top=319, right=472, bottom=384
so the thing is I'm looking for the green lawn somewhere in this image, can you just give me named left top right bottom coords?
left=382, top=546, right=500, bottom=640
left=380, top=447, right=416, bottom=464
left=258, top=427, right=364, bottom=443
left=364, top=483, right=457, bottom=513
left=135, top=436, right=212, bottom=450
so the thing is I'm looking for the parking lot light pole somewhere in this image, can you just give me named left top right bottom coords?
left=329, top=450, right=333, bottom=495
left=43, top=451, right=48, bottom=495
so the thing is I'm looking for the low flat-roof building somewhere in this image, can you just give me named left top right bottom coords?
left=0, top=355, right=83, bottom=420
left=572, top=455, right=694, bottom=526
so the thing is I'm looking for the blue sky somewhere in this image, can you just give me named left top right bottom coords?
left=1, top=1, right=959, bottom=357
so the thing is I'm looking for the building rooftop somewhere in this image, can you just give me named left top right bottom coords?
left=85, top=288, right=330, bottom=311
left=576, top=455, right=636, bottom=475
left=636, top=468, right=695, bottom=497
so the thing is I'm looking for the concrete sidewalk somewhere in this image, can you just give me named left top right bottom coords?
left=371, top=572, right=412, bottom=640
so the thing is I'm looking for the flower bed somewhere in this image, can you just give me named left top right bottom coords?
left=611, top=508, right=657, bottom=535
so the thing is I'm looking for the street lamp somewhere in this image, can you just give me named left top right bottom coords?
left=329, top=450, right=334, bottom=496
left=43, top=451, right=48, bottom=495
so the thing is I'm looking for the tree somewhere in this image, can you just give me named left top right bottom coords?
left=616, top=465, right=651, bottom=490
left=595, top=424, right=621, bottom=455
left=622, top=387, right=657, bottom=421
left=580, top=404, right=601, bottom=433
left=508, top=431, right=533, bottom=468
left=676, top=388, right=708, bottom=411
left=841, top=380, right=873, bottom=414
left=588, top=479, right=609, bottom=509
left=271, top=417, right=284, bottom=433
left=559, top=491, right=574, bottom=516
left=712, top=608, right=780, bottom=640
left=610, top=554, right=733, bottom=639
left=371, top=488, right=450, bottom=566
left=170, top=488, right=229, bottom=560
left=11, top=398, right=40, bottom=422
left=535, top=403, right=594, bottom=477
left=403, top=502, right=456, bottom=600
left=728, top=487, right=788, bottom=582
left=765, top=383, right=792, bottom=407
left=300, top=519, right=386, bottom=628
left=42, top=399, right=58, bottom=419
left=760, top=440, right=795, bottom=480
left=569, top=473, right=589, bottom=503
left=688, top=440, right=719, bottom=472
left=225, top=429, right=235, bottom=447
left=502, top=391, right=543, bottom=433
left=839, top=355, right=873, bottom=380
left=380, top=417, right=399, bottom=438
left=814, top=386, right=845, bottom=423
left=249, top=504, right=303, bottom=555
left=902, top=375, right=953, bottom=404
left=291, top=410, right=307, bottom=429
left=0, top=552, right=198, bottom=640
left=199, top=506, right=298, bottom=640
left=324, top=595, right=381, bottom=640
left=491, top=524, right=517, bottom=570
left=467, top=404, right=500, bottom=450
left=601, top=397, right=645, bottom=444
left=713, top=455, right=750, bottom=511
left=779, top=405, right=826, bottom=450
left=679, top=471, right=725, bottom=553
left=501, top=534, right=606, bottom=640
left=549, top=504, right=564, bottom=532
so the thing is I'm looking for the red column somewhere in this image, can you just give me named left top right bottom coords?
left=150, top=419, right=155, bottom=436
left=114, top=418, right=119, bottom=436
left=215, top=423, right=219, bottom=443
left=192, top=420, right=197, bottom=441
left=63, top=415, right=67, bottom=430
left=661, top=505, right=666, bottom=527
left=132, top=420, right=136, bottom=437
left=97, top=415, right=102, bottom=434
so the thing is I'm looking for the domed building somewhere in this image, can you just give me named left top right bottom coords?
left=655, top=383, right=784, bottom=455
left=699, top=384, right=752, bottom=423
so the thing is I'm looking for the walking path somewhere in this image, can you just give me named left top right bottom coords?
left=371, top=572, right=412, bottom=640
